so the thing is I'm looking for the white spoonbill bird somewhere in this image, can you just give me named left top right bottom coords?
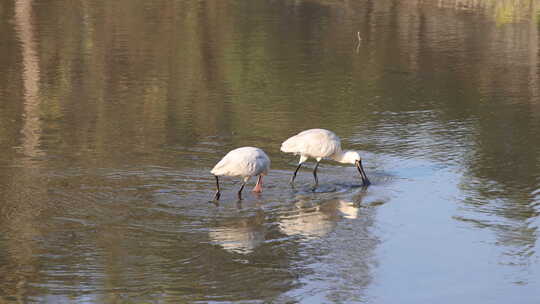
left=211, top=147, right=271, bottom=200
left=280, top=129, right=370, bottom=187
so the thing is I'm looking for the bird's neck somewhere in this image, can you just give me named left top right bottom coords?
left=331, top=150, right=347, bottom=163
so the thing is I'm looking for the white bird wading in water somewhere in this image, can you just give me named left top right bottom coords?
left=211, top=147, right=271, bottom=200
left=280, top=129, right=370, bottom=187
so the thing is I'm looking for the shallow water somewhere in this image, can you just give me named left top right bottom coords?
left=1, top=0, right=540, bottom=303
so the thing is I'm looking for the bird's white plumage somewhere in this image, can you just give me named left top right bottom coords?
left=281, top=129, right=342, bottom=162
left=211, top=147, right=270, bottom=180
left=280, top=128, right=369, bottom=186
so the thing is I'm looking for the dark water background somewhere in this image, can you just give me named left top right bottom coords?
left=1, top=0, right=539, bottom=303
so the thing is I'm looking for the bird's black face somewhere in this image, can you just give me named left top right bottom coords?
left=355, top=160, right=371, bottom=186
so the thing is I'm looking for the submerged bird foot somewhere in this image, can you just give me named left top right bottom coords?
left=289, top=177, right=297, bottom=185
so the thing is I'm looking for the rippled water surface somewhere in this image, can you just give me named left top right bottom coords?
left=1, top=0, right=540, bottom=303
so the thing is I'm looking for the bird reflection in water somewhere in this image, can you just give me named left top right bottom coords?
left=208, top=209, right=266, bottom=254
left=208, top=189, right=369, bottom=253
left=279, top=188, right=367, bottom=240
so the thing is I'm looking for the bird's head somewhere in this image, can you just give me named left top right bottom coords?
left=341, top=150, right=362, bottom=165
left=342, top=150, right=371, bottom=186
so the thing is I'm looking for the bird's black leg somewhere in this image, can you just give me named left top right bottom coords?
left=356, top=160, right=371, bottom=186
left=237, top=182, right=246, bottom=200
left=213, top=176, right=221, bottom=201
left=290, top=163, right=303, bottom=184
left=312, top=161, right=320, bottom=188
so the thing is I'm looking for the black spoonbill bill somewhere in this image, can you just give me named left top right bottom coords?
left=211, top=147, right=271, bottom=201
left=280, top=129, right=370, bottom=187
